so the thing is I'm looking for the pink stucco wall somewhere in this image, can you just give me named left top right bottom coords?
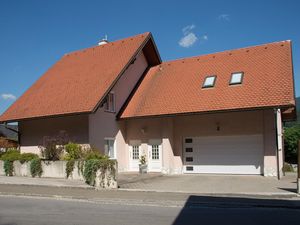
left=19, top=114, right=89, bottom=154
left=124, top=109, right=280, bottom=175
left=88, top=51, right=148, bottom=171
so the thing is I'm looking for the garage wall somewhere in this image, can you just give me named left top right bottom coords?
left=125, top=109, right=279, bottom=175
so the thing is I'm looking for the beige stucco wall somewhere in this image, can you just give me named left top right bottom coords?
left=124, top=109, right=280, bottom=176
left=19, top=114, right=89, bottom=154
left=89, top=52, right=148, bottom=171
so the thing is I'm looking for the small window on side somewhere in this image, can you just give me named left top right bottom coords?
left=202, top=75, right=216, bottom=88
left=104, top=138, right=115, bottom=159
left=104, top=92, right=115, bottom=112
left=230, top=72, right=243, bottom=85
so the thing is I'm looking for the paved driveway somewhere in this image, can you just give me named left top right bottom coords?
left=118, top=172, right=298, bottom=196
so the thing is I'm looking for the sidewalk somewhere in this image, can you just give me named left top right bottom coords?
left=118, top=172, right=299, bottom=197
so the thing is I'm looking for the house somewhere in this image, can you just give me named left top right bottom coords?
left=0, top=124, right=18, bottom=149
left=0, top=32, right=296, bottom=177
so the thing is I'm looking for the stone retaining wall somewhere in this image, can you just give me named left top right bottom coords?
left=0, top=160, right=117, bottom=189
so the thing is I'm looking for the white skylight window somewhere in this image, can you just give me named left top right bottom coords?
left=202, top=75, right=216, bottom=88
left=230, top=72, right=244, bottom=85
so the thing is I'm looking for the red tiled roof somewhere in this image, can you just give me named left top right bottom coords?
left=120, top=41, right=295, bottom=119
left=0, top=32, right=151, bottom=122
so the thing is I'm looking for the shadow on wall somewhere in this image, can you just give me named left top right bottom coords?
left=171, top=195, right=300, bottom=225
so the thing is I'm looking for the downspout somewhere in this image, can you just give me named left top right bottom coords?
left=273, top=109, right=281, bottom=180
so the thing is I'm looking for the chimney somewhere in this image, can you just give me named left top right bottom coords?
left=98, top=35, right=108, bottom=46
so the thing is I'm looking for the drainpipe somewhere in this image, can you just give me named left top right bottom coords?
left=273, top=109, right=281, bottom=180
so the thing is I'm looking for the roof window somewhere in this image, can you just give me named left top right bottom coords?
left=230, top=72, right=243, bottom=85
left=202, top=75, right=216, bottom=88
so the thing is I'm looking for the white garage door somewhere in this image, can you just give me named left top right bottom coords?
left=183, top=135, right=263, bottom=174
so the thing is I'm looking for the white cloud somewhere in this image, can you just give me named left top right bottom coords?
left=179, top=32, right=198, bottom=48
left=202, top=35, right=208, bottom=40
left=218, top=14, right=230, bottom=21
left=182, top=24, right=195, bottom=35
left=1, top=94, right=16, bottom=101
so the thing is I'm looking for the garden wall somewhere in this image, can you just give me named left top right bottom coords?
left=0, top=160, right=118, bottom=189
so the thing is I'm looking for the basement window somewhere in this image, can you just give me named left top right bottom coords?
left=202, top=75, right=216, bottom=88
left=230, top=72, right=243, bottom=85
left=104, top=92, right=115, bottom=112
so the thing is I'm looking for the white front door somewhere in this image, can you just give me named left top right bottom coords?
left=129, top=141, right=141, bottom=171
left=148, top=140, right=162, bottom=172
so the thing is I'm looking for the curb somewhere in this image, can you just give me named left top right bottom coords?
left=118, top=188, right=299, bottom=198
left=0, top=192, right=300, bottom=209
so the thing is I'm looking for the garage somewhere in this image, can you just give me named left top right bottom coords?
left=183, top=134, right=264, bottom=174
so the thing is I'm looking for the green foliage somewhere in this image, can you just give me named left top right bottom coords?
left=0, top=149, right=20, bottom=161
left=66, top=159, right=75, bottom=178
left=30, top=159, right=43, bottom=177
left=284, top=124, right=300, bottom=163
left=83, top=158, right=116, bottom=186
left=64, top=142, right=82, bottom=160
left=139, top=155, right=147, bottom=165
left=283, top=162, right=294, bottom=172
left=84, top=150, right=109, bottom=161
left=3, top=160, right=14, bottom=176
left=19, top=153, right=39, bottom=164
left=39, top=131, right=70, bottom=160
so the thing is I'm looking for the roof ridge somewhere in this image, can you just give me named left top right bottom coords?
left=64, top=32, right=151, bottom=57
left=162, top=40, right=291, bottom=64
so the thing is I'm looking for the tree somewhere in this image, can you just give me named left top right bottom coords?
left=284, top=124, right=300, bottom=163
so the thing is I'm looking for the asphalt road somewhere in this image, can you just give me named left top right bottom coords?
left=0, top=195, right=300, bottom=225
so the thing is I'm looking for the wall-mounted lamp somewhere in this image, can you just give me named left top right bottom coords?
left=216, top=122, right=220, bottom=131
left=141, top=127, right=147, bottom=134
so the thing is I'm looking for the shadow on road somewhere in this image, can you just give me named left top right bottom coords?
left=172, top=195, right=300, bottom=225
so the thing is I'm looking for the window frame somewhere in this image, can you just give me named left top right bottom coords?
left=104, top=138, right=116, bottom=159
left=202, top=75, right=217, bottom=88
left=104, top=92, right=116, bottom=113
left=229, top=72, right=244, bottom=85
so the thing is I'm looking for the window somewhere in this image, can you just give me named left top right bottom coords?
left=132, top=145, right=140, bottom=160
left=230, top=72, right=243, bottom=85
left=104, top=92, right=115, bottom=112
left=185, top=138, right=193, bottom=143
left=104, top=138, right=115, bottom=158
left=151, top=145, right=159, bottom=160
left=202, top=75, right=216, bottom=88
left=185, top=148, right=193, bottom=152
left=186, top=166, right=194, bottom=171
left=186, top=157, right=193, bottom=162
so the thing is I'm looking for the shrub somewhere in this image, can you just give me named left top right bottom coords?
left=65, top=142, right=82, bottom=160
left=83, top=158, right=116, bottom=186
left=84, top=150, right=108, bottom=161
left=0, top=148, right=20, bottom=161
left=4, top=160, right=14, bottom=176
left=30, top=159, right=43, bottom=177
left=39, top=131, right=70, bottom=160
left=19, top=153, right=39, bottom=164
left=283, top=162, right=294, bottom=172
left=66, top=159, right=75, bottom=178
left=284, top=124, right=300, bottom=163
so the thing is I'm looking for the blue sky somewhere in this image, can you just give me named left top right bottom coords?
left=0, top=0, right=299, bottom=114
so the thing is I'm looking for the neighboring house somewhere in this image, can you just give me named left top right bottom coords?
left=0, top=32, right=296, bottom=177
left=0, top=124, right=18, bottom=149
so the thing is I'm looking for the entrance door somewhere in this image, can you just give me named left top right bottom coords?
left=129, top=141, right=141, bottom=171
left=148, top=140, right=162, bottom=172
